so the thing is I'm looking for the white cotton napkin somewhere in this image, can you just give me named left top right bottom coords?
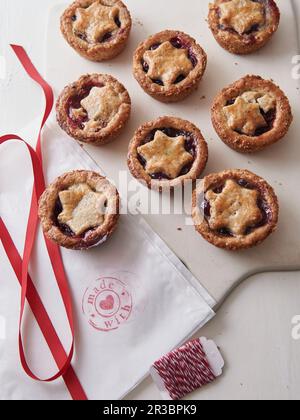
left=0, top=119, right=215, bottom=400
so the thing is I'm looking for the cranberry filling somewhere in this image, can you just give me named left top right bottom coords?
left=174, top=75, right=186, bottom=84
left=170, top=37, right=198, bottom=67
left=254, top=108, right=276, bottom=136
left=225, top=98, right=276, bottom=136
left=114, top=15, right=121, bottom=28
left=99, top=15, right=121, bottom=43
left=77, top=32, right=87, bottom=41
left=149, top=43, right=161, bottom=50
left=141, top=60, right=149, bottom=73
left=66, top=82, right=103, bottom=129
left=101, top=32, right=113, bottom=42
left=54, top=198, right=77, bottom=237
left=202, top=178, right=272, bottom=237
left=138, top=127, right=197, bottom=180
left=152, top=79, right=164, bottom=86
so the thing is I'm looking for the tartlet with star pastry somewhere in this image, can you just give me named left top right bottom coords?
left=133, top=30, right=207, bottom=103
left=60, top=0, right=132, bottom=61
left=38, top=170, right=120, bottom=250
left=208, top=0, right=280, bottom=55
left=127, top=116, right=208, bottom=190
left=56, top=73, right=131, bottom=146
left=211, top=75, right=293, bottom=153
left=192, top=169, right=279, bottom=250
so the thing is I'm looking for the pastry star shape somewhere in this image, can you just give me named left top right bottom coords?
left=80, top=86, right=122, bottom=130
left=219, top=0, right=265, bottom=35
left=206, top=180, right=262, bottom=236
left=143, top=42, right=193, bottom=87
left=74, top=1, right=119, bottom=43
left=223, top=96, right=267, bottom=136
left=58, top=183, right=107, bottom=235
left=137, top=131, right=194, bottom=179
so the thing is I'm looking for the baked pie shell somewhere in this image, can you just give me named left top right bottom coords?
left=208, top=0, right=280, bottom=55
left=56, top=73, right=131, bottom=146
left=128, top=116, right=209, bottom=190
left=60, top=0, right=132, bottom=62
left=192, top=169, right=279, bottom=250
left=38, top=170, right=120, bottom=250
left=211, top=75, right=293, bottom=153
left=133, top=30, right=207, bottom=103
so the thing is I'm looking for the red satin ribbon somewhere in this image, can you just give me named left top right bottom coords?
left=0, top=45, right=87, bottom=400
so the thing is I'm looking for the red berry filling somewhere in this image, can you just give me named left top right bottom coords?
left=66, top=82, right=104, bottom=129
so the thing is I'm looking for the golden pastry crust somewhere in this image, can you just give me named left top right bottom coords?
left=38, top=170, right=120, bottom=250
left=192, top=169, right=279, bottom=250
left=128, top=116, right=208, bottom=190
left=208, top=0, right=280, bottom=55
left=133, top=30, right=207, bottom=103
left=60, top=0, right=132, bottom=61
left=56, top=74, right=131, bottom=146
left=211, top=75, right=293, bottom=153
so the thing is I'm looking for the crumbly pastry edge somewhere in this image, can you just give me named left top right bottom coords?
left=192, top=169, right=279, bottom=251
left=38, top=170, right=120, bottom=250
left=133, top=30, right=207, bottom=103
left=208, top=0, right=281, bottom=55
left=211, top=75, right=293, bottom=153
left=60, top=0, right=132, bottom=62
left=127, top=116, right=209, bottom=190
left=56, top=73, right=131, bottom=146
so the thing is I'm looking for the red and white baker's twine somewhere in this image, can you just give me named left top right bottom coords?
left=153, top=340, right=216, bottom=400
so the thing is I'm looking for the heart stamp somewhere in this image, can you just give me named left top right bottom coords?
left=82, top=276, right=132, bottom=332
left=100, top=295, right=115, bottom=311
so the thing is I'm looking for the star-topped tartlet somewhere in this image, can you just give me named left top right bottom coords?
left=56, top=74, right=131, bottom=146
left=60, top=0, right=132, bottom=61
left=192, top=169, right=279, bottom=250
left=128, top=116, right=208, bottom=190
left=137, top=131, right=194, bottom=180
left=208, top=0, right=280, bottom=55
left=38, top=171, right=120, bottom=250
left=143, top=42, right=194, bottom=88
left=211, top=75, right=293, bottom=153
left=133, top=30, right=207, bottom=103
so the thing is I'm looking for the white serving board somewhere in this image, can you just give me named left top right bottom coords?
left=46, top=0, right=300, bottom=305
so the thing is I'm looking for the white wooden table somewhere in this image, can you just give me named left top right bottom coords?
left=0, top=0, right=300, bottom=400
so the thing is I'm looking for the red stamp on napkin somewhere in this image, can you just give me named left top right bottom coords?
left=82, top=277, right=132, bottom=332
